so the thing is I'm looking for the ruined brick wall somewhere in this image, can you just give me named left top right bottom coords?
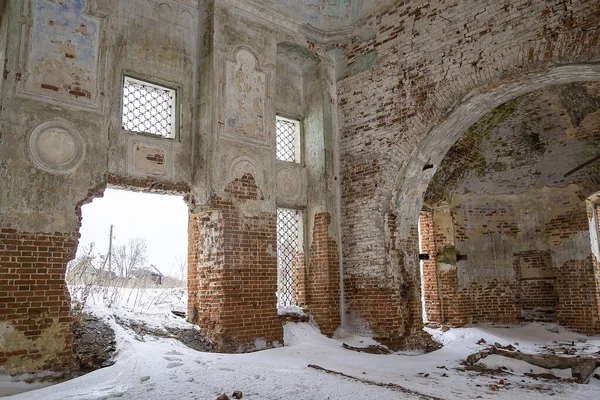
left=0, top=226, right=77, bottom=373
left=187, top=211, right=225, bottom=343
left=553, top=203, right=600, bottom=333
left=516, top=252, right=558, bottom=323
left=338, top=0, right=600, bottom=344
left=0, top=181, right=105, bottom=374
left=345, top=217, right=428, bottom=349
left=188, top=174, right=283, bottom=352
left=415, top=82, right=600, bottom=331
left=556, top=256, right=599, bottom=333
left=450, top=192, right=598, bottom=331
left=519, top=280, right=558, bottom=322
left=418, top=212, right=441, bottom=323
left=291, top=251, right=307, bottom=307
left=595, top=203, right=600, bottom=321
left=420, top=195, right=596, bottom=330
left=306, top=213, right=340, bottom=336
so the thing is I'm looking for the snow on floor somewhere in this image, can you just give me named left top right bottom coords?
left=3, top=287, right=600, bottom=400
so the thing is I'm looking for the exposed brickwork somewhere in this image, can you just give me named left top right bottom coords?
left=418, top=212, right=441, bottom=323
left=545, top=208, right=590, bottom=247
left=0, top=227, right=77, bottom=373
left=519, top=279, right=558, bottom=322
left=0, top=180, right=107, bottom=374
left=305, top=212, right=340, bottom=336
left=339, top=0, right=600, bottom=344
left=107, top=173, right=191, bottom=195
left=556, top=256, right=600, bottom=333
left=344, top=275, right=406, bottom=346
left=188, top=174, right=283, bottom=352
left=291, top=251, right=306, bottom=307
left=438, top=268, right=461, bottom=325
left=454, top=203, right=519, bottom=242
left=417, top=197, right=600, bottom=332
left=458, top=281, right=519, bottom=325
left=345, top=220, right=431, bottom=350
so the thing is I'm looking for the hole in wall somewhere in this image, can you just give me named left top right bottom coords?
left=70, top=187, right=189, bottom=288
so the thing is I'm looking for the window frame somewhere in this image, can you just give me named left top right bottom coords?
left=275, top=206, right=306, bottom=310
left=275, top=114, right=303, bottom=164
left=121, top=74, right=179, bottom=140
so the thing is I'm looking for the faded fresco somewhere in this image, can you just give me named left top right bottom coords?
left=19, top=0, right=102, bottom=109
left=224, top=49, right=266, bottom=143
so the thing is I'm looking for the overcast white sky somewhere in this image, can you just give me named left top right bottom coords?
left=77, top=188, right=188, bottom=276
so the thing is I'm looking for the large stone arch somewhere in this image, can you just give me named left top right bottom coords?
left=392, top=63, right=600, bottom=238
left=385, top=64, right=600, bottom=338
left=340, top=61, right=600, bottom=349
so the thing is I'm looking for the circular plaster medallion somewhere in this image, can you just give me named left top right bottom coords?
left=29, top=120, right=85, bottom=174
left=228, top=156, right=263, bottom=189
left=276, top=166, right=300, bottom=200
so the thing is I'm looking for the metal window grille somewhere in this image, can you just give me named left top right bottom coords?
left=276, top=116, right=300, bottom=163
left=122, top=76, right=176, bottom=138
left=276, top=208, right=303, bottom=307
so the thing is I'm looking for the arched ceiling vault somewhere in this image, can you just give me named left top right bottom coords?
left=241, top=0, right=396, bottom=32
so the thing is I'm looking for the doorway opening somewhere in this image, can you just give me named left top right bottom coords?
left=69, top=187, right=189, bottom=295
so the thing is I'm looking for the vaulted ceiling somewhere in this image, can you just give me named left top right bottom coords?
left=245, top=0, right=395, bottom=31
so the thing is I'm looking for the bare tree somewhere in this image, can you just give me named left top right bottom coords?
left=112, top=237, right=148, bottom=278
left=174, top=255, right=188, bottom=284
left=66, top=242, right=97, bottom=283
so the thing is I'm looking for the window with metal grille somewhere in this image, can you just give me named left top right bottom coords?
left=122, top=76, right=176, bottom=138
left=276, top=207, right=304, bottom=309
left=276, top=116, right=301, bottom=163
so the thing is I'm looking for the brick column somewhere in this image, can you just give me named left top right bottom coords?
left=306, top=212, right=340, bottom=336
left=418, top=212, right=442, bottom=323
left=553, top=205, right=600, bottom=333
left=344, top=214, right=434, bottom=351
left=0, top=226, right=77, bottom=373
left=188, top=174, right=283, bottom=352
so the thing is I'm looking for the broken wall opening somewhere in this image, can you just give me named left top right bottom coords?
left=72, top=187, right=189, bottom=290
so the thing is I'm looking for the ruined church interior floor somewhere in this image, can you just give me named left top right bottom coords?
left=1, top=288, right=599, bottom=400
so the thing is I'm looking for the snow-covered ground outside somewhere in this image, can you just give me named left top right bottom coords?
left=2, top=287, right=600, bottom=400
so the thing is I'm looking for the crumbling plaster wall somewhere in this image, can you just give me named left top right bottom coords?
left=186, top=0, right=342, bottom=347
left=338, top=0, right=600, bottom=346
left=420, top=83, right=600, bottom=331
left=1, top=0, right=341, bottom=371
left=0, top=0, right=8, bottom=114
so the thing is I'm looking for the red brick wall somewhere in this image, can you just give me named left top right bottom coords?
left=339, top=0, right=600, bottom=345
left=416, top=198, right=600, bottom=333
left=418, top=213, right=441, bottom=323
left=292, top=251, right=306, bottom=307
left=458, top=281, right=519, bottom=324
left=552, top=205, right=600, bottom=333
left=556, top=256, right=600, bottom=333
left=519, top=279, right=558, bottom=321
left=0, top=227, right=77, bottom=373
left=305, top=212, right=340, bottom=336
left=345, top=218, right=429, bottom=350
left=188, top=211, right=225, bottom=343
left=188, top=174, right=283, bottom=352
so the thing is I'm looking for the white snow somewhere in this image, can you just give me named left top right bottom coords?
left=3, top=288, right=600, bottom=400
left=276, top=304, right=306, bottom=316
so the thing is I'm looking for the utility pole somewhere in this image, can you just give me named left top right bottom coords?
left=108, top=224, right=113, bottom=272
